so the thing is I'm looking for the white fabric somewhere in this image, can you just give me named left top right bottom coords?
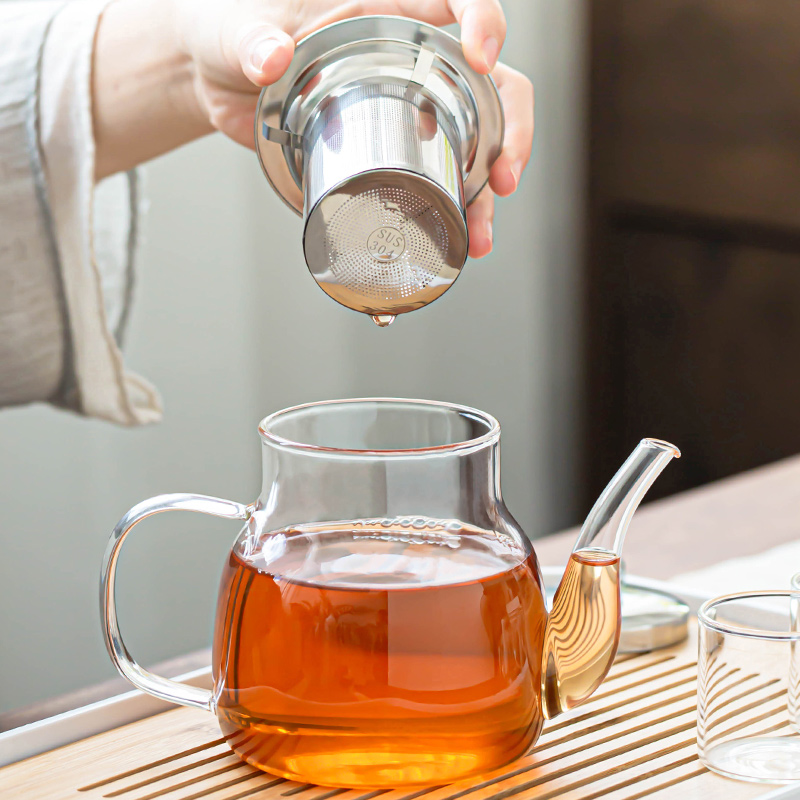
left=0, top=0, right=162, bottom=424
left=671, top=539, right=800, bottom=596
left=0, top=1, right=67, bottom=406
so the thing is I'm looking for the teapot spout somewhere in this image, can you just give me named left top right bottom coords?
left=572, top=438, right=681, bottom=560
left=542, top=438, right=680, bottom=719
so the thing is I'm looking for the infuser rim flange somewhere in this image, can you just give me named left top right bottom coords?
left=258, top=397, right=501, bottom=457
left=254, top=15, right=504, bottom=217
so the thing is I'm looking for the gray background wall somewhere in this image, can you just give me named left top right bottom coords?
left=0, top=0, right=586, bottom=715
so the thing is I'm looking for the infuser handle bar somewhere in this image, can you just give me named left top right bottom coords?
left=101, top=493, right=251, bottom=712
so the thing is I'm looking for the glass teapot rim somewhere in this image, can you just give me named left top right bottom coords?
left=258, top=397, right=501, bottom=458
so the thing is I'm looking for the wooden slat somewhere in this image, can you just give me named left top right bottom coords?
left=0, top=626, right=777, bottom=800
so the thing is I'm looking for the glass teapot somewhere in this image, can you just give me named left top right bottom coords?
left=101, top=399, right=679, bottom=788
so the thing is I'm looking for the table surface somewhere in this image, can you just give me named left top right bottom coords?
left=4, top=453, right=799, bottom=732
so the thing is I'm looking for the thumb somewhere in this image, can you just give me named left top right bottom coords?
left=237, top=23, right=295, bottom=87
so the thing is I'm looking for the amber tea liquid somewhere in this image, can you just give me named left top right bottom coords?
left=542, top=548, right=621, bottom=718
left=212, top=520, right=547, bottom=787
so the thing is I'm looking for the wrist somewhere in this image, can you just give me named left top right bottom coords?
left=156, top=0, right=211, bottom=133
left=158, top=0, right=209, bottom=127
left=93, top=0, right=213, bottom=178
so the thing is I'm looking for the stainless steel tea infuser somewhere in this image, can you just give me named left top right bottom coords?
left=255, top=16, right=504, bottom=323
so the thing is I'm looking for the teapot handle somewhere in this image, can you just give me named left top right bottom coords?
left=100, top=493, right=251, bottom=711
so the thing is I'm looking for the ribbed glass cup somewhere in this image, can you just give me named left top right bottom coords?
left=697, top=591, right=800, bottom=783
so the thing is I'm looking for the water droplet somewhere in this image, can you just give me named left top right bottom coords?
left=371, top=314, right=396, bottom=327
left=412, top=518, right=427, bottom=529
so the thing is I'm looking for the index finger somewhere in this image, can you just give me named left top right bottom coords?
left=447, top=0, right=507, bottom=73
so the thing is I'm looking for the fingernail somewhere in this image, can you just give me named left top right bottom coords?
left=511, top=158, right=524, bottom=188
left=485, top=220, right=493, bottom=244
left=482, top=36, right=500, bottom=71
left=250, top=38, right=282, bottom=73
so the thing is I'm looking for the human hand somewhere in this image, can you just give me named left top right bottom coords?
left=94, top=0, right=533, bottom=256
left=170, top=0, right=533, bottom=257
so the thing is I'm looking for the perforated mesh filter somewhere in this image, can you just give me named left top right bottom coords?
left=304, top=171, right=468, bottom=316
left=325, top=186, right=449, bottom=301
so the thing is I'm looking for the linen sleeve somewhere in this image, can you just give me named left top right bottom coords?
left=0, top=0, right=162, bottom=425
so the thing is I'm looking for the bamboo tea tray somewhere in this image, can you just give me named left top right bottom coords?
left=0, top=582, right=795, bottom=800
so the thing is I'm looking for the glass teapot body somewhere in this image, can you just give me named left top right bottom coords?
left=101, top=398, right=678, bottom=789
left=212, top=399, right=546, bottom=787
